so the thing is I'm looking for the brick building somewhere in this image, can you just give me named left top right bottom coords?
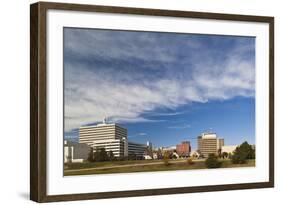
left=176, top=141, right=191, bottom=157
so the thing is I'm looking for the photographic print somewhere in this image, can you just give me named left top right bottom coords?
left=63, top=28, right=256, bottom=176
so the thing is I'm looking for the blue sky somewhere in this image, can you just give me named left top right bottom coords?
left=63, top=27, right=255, bottom=150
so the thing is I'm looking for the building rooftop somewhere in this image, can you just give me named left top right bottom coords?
left=80, top=116, right=120, bottom=128
left=80, top=121, right=125, bottom=129
left=200, top=132, right=217, bottom=139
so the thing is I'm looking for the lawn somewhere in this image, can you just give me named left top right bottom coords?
left=64, top=159, right=164, bottom=169
left=64, top=159, right=255, bottom=176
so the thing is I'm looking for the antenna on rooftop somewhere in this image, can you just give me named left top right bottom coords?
left=103, top=116, right=107, bottom=124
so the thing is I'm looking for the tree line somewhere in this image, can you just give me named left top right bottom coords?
left=87, top=147, right=144, bottom=162
left=205, top=141, right=255, bottom=168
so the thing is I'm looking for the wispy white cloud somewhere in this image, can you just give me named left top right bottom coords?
left=147, top=111, right=185, bottom=117
left=168, top=124, right=191, bottom=129
left=64, top=28, right=255, bottom=132
left=128, top=132, right=148, bottom=139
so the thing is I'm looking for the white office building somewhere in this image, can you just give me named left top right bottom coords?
left=79, top=118, right=128, bottom=157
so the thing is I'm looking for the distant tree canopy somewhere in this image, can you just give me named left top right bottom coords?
left=218, top=148, right=222, bottom=158
left=108, top=150, right=115, bottom=161
left=222, top=152, right=228, bottom=159
left=232, top=141, right=255, bottom=164
left=163, top=152, right=170, bottom=166
left=157, top=148, right=163, bottom=159
left=128, top=152, right=137, bottom=160
left=205, top=153, right=222, bottom=168
left=94, top=147, right=109, bottom=162
left=87, top=147, right=117, bottom=162
left=145, top=146, right=153, bottom=158
left=87, top=147, right=95, bottom=162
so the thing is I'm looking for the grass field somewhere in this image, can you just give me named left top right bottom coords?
left=64, top=159, right=164, bottom=169
left=64, top=159, right=255, bottom=176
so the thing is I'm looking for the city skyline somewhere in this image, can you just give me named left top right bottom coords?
left=64, top=27, right=255, bottom=150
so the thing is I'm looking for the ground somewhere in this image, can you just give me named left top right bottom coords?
left=64, top=158, right=255, bottom=176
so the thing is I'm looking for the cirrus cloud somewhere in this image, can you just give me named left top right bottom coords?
left=64, top=28, right=255, bottom=132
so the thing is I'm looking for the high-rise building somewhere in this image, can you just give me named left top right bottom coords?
left=197, top=132, right=224, bottom=157
left=79, top=118, right=128, bottom=157
left=176, top=141, right=191, bottom=157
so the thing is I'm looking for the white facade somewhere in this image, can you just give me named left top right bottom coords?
left=87, top=138, right=127, bottom=157
left=79, top=122, right=128, bottom=157
left=152, top=153, right=158, bottom=159
left=190, top=151, right=200, bottom=158
left=221, top=145, right=238, bottom=154
left=162, top=146, right=176, bottom=152
left=144, top=155, right=152, bottom=160
left=172, top=152, right=179, bottom=159
left=201, top=133, right=217, bottom=139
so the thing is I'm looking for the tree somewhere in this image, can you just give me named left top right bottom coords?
left=232, top=141, right=255, bottom=164
left=93, top=149, right=101, bottom=162
left=157, top=148, right=163, bottom=159
left=218, top=148, right=222, bottom=158
left=108, top=150, right=115, bottom=161
left=93, top=147, right=109, bottom=162
left=205, top=154, right=222, bottom=168
left=222, top=152, right=228, bottom=159
left=168, top=151, right=174, bottom=159
left=87, top=147, right=94, bottom=162
left=145, top=146, right=153, bottom=158
left=163, top=152, right=170, bottom=166
left=99, top=148, right=109, bottom=161
left=128, top=152, right=137, bottom=160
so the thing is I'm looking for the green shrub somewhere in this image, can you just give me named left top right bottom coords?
left=187, top=158, right=195, bottom=165
left=87, top=147, right=94, bottom=162
left=163, top=152, right=170, bottom=166
left=205, top=154, right=222, bottom=168
left=231, top=153, right=247, bottom=164
left=222, top=152, right=228, bottom=159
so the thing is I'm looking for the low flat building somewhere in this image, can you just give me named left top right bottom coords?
left=221, top=145, right=237, bottom=154
left=128, top=141, right=152, bottom=159
left=161, top=145, right=176, bottom=152
left=64, top=140, right=90, bottom=163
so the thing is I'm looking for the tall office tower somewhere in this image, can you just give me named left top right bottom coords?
left=79, top=118, right=128, bottom=157
left=197, top=132, right=224, bottom=158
